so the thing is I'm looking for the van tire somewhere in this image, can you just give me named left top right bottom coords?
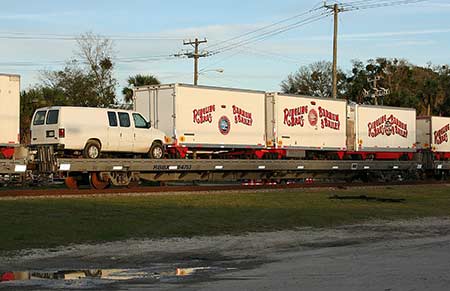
left=149, top=142, right=164, bottom=159
left=83, top=140, right=101, bottom=159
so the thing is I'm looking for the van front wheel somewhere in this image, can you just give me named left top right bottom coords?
left=149, top=142, right=164, bottom=159
left=83, top=140, right=101, bottom=159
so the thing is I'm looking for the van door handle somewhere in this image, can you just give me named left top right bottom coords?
left=120, top=133, right=122, bottom=137
left=32, top=138, right=37, bottom=141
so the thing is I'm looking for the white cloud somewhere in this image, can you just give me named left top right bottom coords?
left=375, top=40, right=437, bottom=48
left=0, top=11, right=78, bottom=21
left=421, top=2, right=450, bottom=9
left=340, top=29, right=450, bottom=40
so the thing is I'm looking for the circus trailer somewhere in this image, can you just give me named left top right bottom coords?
left=0, top=74, right=20, bottom=158
left=133, top=83, right=266, bottom=158
left=416, top=116, right=450, bottom=159
left=265, top=93, right=347, bottom=158
left=347, top=104, right=416, bottom=159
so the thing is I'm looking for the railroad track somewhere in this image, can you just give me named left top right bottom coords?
left=0, top=180, right=447, bottom=199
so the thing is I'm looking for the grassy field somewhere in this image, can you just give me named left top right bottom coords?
left=1, top=185, right=450, bottom=252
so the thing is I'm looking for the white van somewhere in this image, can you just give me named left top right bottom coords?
left=30, top=106, right=167, bottom=159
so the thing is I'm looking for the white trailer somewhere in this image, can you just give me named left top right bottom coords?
left=347, top=104, right=416, bottom=153
left=0, top=74, right=20, bottom=146
left=417, top=116, right=450, bottom=157
left=265, top=93, right=347, bottom=151
left=133, top=84, right=266, bottom=154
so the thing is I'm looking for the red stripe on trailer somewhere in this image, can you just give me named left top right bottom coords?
left=345, top=151, right=412, bottom=160
left=434, top=152, right=450, bottom=161
left=0, top=148, right=14, bottom=159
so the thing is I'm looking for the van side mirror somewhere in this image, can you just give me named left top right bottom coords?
left=147, top=121, right=151, bottom=128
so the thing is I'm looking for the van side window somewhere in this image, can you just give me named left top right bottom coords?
left=46, top=110, right=59, bottom=124
left=33, top=111, right=46, bottom=125
left=133, top=113, right=148, bottom=129
left=108, top=111, right=118, bottom=127
left=118, top=112, right=130, bottom=127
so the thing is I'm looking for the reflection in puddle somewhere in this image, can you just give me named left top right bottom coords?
left=176, top=267, right=211, bottom=276
left=1, top=266, right=236, bottom=288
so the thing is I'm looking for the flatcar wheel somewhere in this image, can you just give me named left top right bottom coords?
left=65, top=176, right=79, bottom=190
left=90, top=173, right=110, bottom=190
left=127, top=180, right=139, bottom=189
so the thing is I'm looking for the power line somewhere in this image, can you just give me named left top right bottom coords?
left=205, top=5, right=323, bottom=51
left=0, top=32, right=184, bottom=41
left=0, top=54, right=181, bottom=67
left=209, top=11, right=331, bottom=55
left=204, top=0, right=426, bottom=59
left=337, top=0, right=428, bottom=11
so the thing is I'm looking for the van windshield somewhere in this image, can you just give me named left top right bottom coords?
left=33, top=111, right=46, bottom=125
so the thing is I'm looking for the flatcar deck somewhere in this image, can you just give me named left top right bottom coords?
left=0, top=159, right=27, bottom=174
left=55, top=159, right=425, bottom=187
left=57, top=158, right=420, bottom=172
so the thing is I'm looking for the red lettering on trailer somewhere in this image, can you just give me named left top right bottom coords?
left=434, top=123, right=450, bottom=145
left=318, top=106, right=340, bottom=130
left=367, top=114, right=408, bottom=138
left=232, top=105, right=253, bottom=126
left=193, top=105, right=215, bottom=124
left=283, top=106, right=308, bottom=127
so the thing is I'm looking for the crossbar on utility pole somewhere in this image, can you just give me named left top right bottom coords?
left=183, top=38, right=208, bottom=85
left=324, top=2, right=342, bottom=99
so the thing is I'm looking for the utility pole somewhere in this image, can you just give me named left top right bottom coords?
left=324, top=2, right=342, bottom=99
left=183, top=38, right=208, bottom=85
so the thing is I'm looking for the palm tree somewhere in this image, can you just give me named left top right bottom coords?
left=122, top=74, right=160, bottom=102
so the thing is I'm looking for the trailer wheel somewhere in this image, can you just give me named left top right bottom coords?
left=149, top=142, right=164, bottom=159
left=83, top=140, right=101, bottom=159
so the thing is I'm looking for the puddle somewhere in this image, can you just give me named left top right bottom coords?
left=1, top=269, right=151, bottom=281
left=0, top=266, right=236, bottom=289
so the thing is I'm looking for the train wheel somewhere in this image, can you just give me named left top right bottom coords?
left=90, top=172, right=110, bottom=190
left=127, top=180, right=139, bottom=189
left=65, top=176, right=79, bottom=190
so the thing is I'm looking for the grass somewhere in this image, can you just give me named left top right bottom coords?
left=1, top=184, right=450, bottom=252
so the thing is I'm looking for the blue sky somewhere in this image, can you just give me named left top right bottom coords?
left=0, top=0, right=448, bottom=101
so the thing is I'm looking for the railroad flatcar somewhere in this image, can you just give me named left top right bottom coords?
left=3, top=73, right=450, bottom=189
